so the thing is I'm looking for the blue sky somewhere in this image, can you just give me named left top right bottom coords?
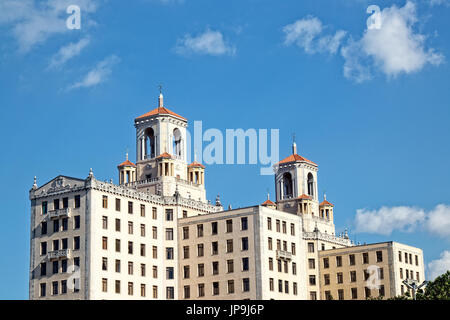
left=0, top=0, right=449, bottom=299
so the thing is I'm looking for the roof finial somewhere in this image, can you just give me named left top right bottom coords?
left=32, top=176, right=37, bottom=189
left=126, top=152, right=128, bottom=161
left=158, top=84, right=163, bottom=108
left=324, top=193, right=327, bottom=201
left=292, top=133, right=297, bottom=155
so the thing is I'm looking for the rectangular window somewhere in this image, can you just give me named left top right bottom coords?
left=61, top=280, right=67, bottom=294
left=115, top=280, right=120, bottom=294
left=54, top=199, right=60, bottom=210
left=115, top=260, right=121, bottom=273
left=128, top=201, right=133, bottom=214
left=268, top=237, right=273, bottom=250
left=282, top=221, right=287, bottom=234
left=41, top=242, right=47, bottom=255
left=336, top=256, right=342, bottom=267
left=212, top=261, right=219, bottom=275
left=350, top=271, right=357, bottom=282
left=166, top=267, right=174, bottom=279
left=42, top=201, right=48, bottom=215
left=293, top=282, right=298, bottom=295
left=197, top=224, right=204, bottom=237
left=102, top=278, right=108, bottom=292
left=183, top=226, right=189, bottom=240
left=53, top=220, right=59, bottom=233
left=166, top=228, right=174, bottom=240
left=183, top=266, right=190, bottom=279
left=74, top=195, right=81, bottom=208
left=337, top=272, right=343, bottom=284
left=102, top=237, right=108, bottom=250
left=292, top=262, right=297, bottom=275
left=212, top=282, right=219, bottom=296
left=211, top=222, right=218, bottom=235
left=62, top=218, right=68, bottom=231
left=182, top=210, right=188, bottom=218
left=198, top=284, right=205, bottom=297
left=41, top=221, right=47, bottom=235
left=153, top=266, right=158, bottom=278
left=73, top=236, right=80, bottom=250
left=198, top=243, right=204, bottom=257
left=379, top=285, right=385, bottom=297
left=212, top=241, right=218, bottom=255
left=363, top=252, right=369, bottom=264
left=183, top=246, right=189, bottom=259
left=309, top=275, right=316, bottom=285
left=128, top=221, right=133, bottom=234
left=198, top=264, right=205, bottom=277
left=269, top=258, right=273, bottom=271
left=166, top=247, right=174, bottom=260
left=102, top=196, right=108, bottom=209
left=269, top=278, right=274, bottom=291
left=267, top=217, right=272, bottom=230
left=241, top=217, right=248, bottom=230
left=102, top=257, right=108, bottom=271
left=242, top=237, right=249, bottom=251
left=226, top=239, right=233, bottom=253
left=165, top=209, right=173, bottom=221
left=276, top=220, right=280, bottom=232
left=415, top=255, right=419, bottom=266
left=40, top=283, right=46, bottom=297
left=349, top=254, right=355, bottom=266
left=141, top=264, right=146, bottom=277
left=140, top=204, right=145, bottom=217
left=140, top=244, right=146, bottom=257
left=323, top=258, right=329, bottom=269
left=152, top=207, right=157, bottom=219
left=152, top=246, right=157, bottom=259
left=140, top=224, right=145, bottom=237
left=308, top=242, right=314, bottom=253
left=141, top=284, right=146, bottom=297
left=399, top=251, right=402, bottom=262
left=153, top=286, right=158, bottom=298
left=184, top=285, right=190, bottom=299
left=226, top=219, right=233, bottom=233
left=128, top=241, right=133, bottom=254
left=324, top=274, right=330, bottom=285
left=227, top=259, right=234, bottom=273
left=338, top=289, right=344, bottom=300
left=376, top=250, right=383, bottom=262
left=308, top=258, right=315, bottom=269
left=152, top=226, right=157, bottom=239
left=228, top=280, right=235, bottom=294
left=166, top=287, right=174, bottom=299
left=102, top=216, right=108, bottom=229
left=115, top=218, right=121, bottom=232
left=74, top=216, right=80, bottom=229
left=52, top=261, right=58, bottom=274
left=242, top=257, right=249, bottom=271
left=290, top=223, right=295, bottom=236
left=128, top=262, right=133, bottom=275
left=63, top=197, right=69, bottom=209
left=40, top=262, right=46, bottom=276
left=243, top=278, right=250, bottom=292
left=351, top=288, right=358, bottom=299
left=115, top=239, right=120, bottom=252
left=115, top=198, right=120, bottom=211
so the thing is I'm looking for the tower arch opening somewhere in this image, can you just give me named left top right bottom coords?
left=283, top=172, right=293, bottom=199
left=307, top=173, right=314, bottom=198
left=144, top=127, right=155, bottom=159
left=173, top=128, right=182, bottom=158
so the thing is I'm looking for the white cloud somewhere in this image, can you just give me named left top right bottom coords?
left=175, top=29, right=236, bottom=56
left=426, top=204, right=450, bottom=239
left=354, top=204, right=450, bottom=239
left=68, top=55, right=120, bottom=90
left=354, top=206, right=426, bottom=235
left=0, top=0, right=98, bottom=52
left=428, top=250, right=450, bottom=280
left=48, top=37, right=90, bottom=69
left=341, top=1, right=444, bottom=82
left=283, top=16, right=346, bottom=55
left=428, top=0, right=450, bottom=6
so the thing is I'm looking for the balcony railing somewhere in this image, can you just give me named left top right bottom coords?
left=48, top=208, right=71, bottom=219
left=276, top=250, right=292, bottom=261
left=48, top=249, right=72, bottom=260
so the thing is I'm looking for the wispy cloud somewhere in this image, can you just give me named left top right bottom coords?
left=175, top=28, right=236, bottom=56
left=353, top=204, right=450, bottom=239
left=48, top=37, right=90, bottom=69
left=68, top=54, right=120, bottom=90
left=0, top=0, right=98, bottom=52
left=428, top=250, right=450, bottom=280
left=283, top=16, right=346, bottom=55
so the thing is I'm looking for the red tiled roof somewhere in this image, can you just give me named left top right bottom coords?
left=277, top=154, right=317, bottom=166
left=261, top=199, right=276, bottom=206
left=135, top=106, right=187, bottom=121
left=117, top=160, right=136, bottom=168
left=320, top=200, right=334, bottom=207
left=298, top=194, right=312, bottom=200
left=156, top=152, right=172, bottom=159
left=188, top=161, right=205, bottom=169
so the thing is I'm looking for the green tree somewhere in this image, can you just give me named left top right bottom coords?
left=417, top=271, right=450, bottom=300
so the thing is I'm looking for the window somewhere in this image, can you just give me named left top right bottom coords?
left=198, top=284, right=205, bottom=297
left=268, top=238, right=273, bottom=250
left=376, top=251, right=383, bottom=262
left=141, top=284, right=146, bottom=297
left=291, top=243, right=296, bottom=255
left=61, top=280, right=67, bottom=294
left=338, top=289, right=344, bottom=300
left=128, top=282, right=134, bottom=296
left=102, top=237, right=108, bottom=250
left=115, top=280, right=120, bottom=294
left=128, top=201, right=133, bottom=214
left=115, top=198, right=120, bottom=211
left=212, top=261, right=219, bottom=275
left=74, top=195, right=80, bottom=208
left=115, top=260, right=121, bottom=273
left=101, top=279, right=108, bottom=292
left=128, top=241, right=133, bottom=254
left=227, top=259, right=234, bottom=273
left=415, top=255, right=419, bottom=266
left=152, top=246, right=157, bottom=259
left=364, top=269, right=370, bottom=281
left=277, top=240, right=281, bottom=251
left=166, top=267, right=174, bottom=279
left=283, top=240, right=287, bottom=251
left=198, top=243, right=204, bottom=257
left=267, top=217, right=272, bottom=230
left=53, top=220, right=59, bottom=233
left=409, top=254, right=412, bottom=265
left=54, top=199, right=60, bottom=210
left=41, top=221, right=47, bottom=235
left=165, top=228, right=173, bottom=240
left=241, top=217, right=248, bottom=230
left=399, top=251, right=402, bottom=262
left=309, top=275, right=316, bottom=285
left=351, top=288, right=358, bottom=299
left=53, top=239, right=59, bottom=251
left=337, top=272, right=343, bottom=284
left=102, top=257, right=108, bottom=271
left=115, top=219, right=121, bottom=232
left=405, top=252, right=408, bottom=264
left=276, top=220, right=280, bottom=232
left=226, top=219, right=233, bottom=233
left=282, top=221, right=287, bottom=234
left=140, top=204, right=145, bottom=217
left=102, top=216, right=108, bottom=229
left=165, top=209, right=173, bottom=221
left=62, top=218, right=68, bottom=231
left=400, top=268, right=403, bottom=279
left=128, top=261, right=133, bottom=276
left=152, top=226, right=157, bottom=239
left=278, top=280, right=283, bottom=292
left=293, top=282, right=298, bottom=295
left=115, top=239, right=120, bottom=252
left=365, top=287, right=371, bottom=298
left=292, top=262, right=297, bottom=275
left=141, top=264, right=146, bottom=277
left=197, top=224, right=204, bottom=237
left=74, top=236, right=80, bottom=250
left=42, top=201, right=48, bottom=215
left=379, top=285, right=385, bottom=297
left=198, top=264, right=205, bottom=277
left=349, top=254, right=355, bottom=266
left=226, top=239, right=233, bottom=253
left=324, top=274, right=330, bottom=285
left=310, top=292, right=317, bottom=300
left=153, top=266, right=158, bottom=278
left=40, top=262, right=46, bottom=276
left=242, top=237, right=249, bottom=251
left=183, top=246, right=189, bottom=259
left=74, top=257, right=80, bottom=267
left=268, top=258, right=273, bottom=271
left=284, top=260, right=288, bottom=273
left=41, top=242, right=47, bottom=255
left=269, top=278, right=274, bottom=291
left=323, top=258, right=329, bottom=269
left=212, top=282, right=219, bottom=296
left=183, top=227, right=189, bottom=240
left=378, top=267, right=384, bottom=280
left=350, top=271, right=357, bottom=282
left=308, top=258, right=315, bottom=269
left=166, top=247, right=174, bottom=260
left=140, top=224, right=145, bottom=237
left=243, top=278, right=250, bottom=292
left=74, top=215, right=80, bottom=229
left=308, top=242, right=314, bottom=253
left=128, top=221, right=133, bottom=234
left=363, top=252, right=369, bottom=264
left=242, top=257, right=249, bottom=271
left=140, top=244, right=146, bottom=256
left=211, top=222, right=218, bottom=235
left=63, top=197, right=69, bottom=208
left=325, top=291, right=332, bottom=300
left=336, top=256, right=342, bottom=267
left=228, top=280, right=235, bottom=294
left=102, top=196, right=108, bottom=209
left=153, top=286, right=158, bottom=298
left=183, top=266, right=190, bottom=279
left=182, top=210, right=187, bottom=218
left=212, top=241, right=218, bottom=255
left=184, top=285, right=190, bottom=299
left=40, top=283, right=46, bottom=297
left=152, top=207, right=157, bottom=219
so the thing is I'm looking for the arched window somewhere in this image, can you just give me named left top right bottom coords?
left=283, top=172, right=293, bottom=199
left=307, top=173, right=314, bottom=197
left=145, top=128, right=155, bottom=159
left=173, top=128, right=182, bottom=158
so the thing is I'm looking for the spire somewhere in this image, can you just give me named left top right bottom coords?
left=324, top=193, right=327, bottom=201
left=158, top=84, right=163, bottom=108
left=32, top=176, right=37, bottom=189
left=292, top=133, right=297, bottom=154
left=126, top=152, right=128, bottom=161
